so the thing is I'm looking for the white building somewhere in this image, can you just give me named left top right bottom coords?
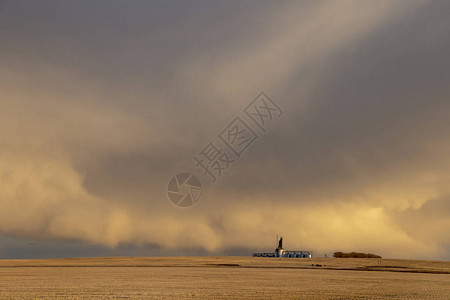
left=253, top=237, right=312, bottom=258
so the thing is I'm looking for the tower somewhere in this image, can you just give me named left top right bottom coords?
left=275, top=236, right=284, bottom=257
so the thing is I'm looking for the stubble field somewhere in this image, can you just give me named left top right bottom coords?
left=0, top=256, right=449, bottom=299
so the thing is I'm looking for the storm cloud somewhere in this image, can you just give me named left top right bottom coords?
left=1, top=0, right=449, bottom=259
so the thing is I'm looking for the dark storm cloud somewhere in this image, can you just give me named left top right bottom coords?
left=0, top=0, right=449, bottom=259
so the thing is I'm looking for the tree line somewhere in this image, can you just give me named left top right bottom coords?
left=333, top=252, right=382, bottom=258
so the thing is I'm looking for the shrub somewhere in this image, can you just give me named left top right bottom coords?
left=333, top=252, right=381, bottom=258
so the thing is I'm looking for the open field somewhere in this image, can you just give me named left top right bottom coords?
left=0, top=257, right=449, bottom=299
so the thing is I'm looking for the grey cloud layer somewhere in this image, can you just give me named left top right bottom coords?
left=0, top=0, right=449, bottom=259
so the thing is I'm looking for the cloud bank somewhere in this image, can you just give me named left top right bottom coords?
left=0, top=0, right=449, bottom=259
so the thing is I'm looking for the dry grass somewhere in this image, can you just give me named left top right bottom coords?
left=0, top=257, right=449, bottom=299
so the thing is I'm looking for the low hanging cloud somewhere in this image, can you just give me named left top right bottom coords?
left=0, top=0, right=449, bottom=259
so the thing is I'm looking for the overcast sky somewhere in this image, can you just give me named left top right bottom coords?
left=1, top=0, right=449, bottom=260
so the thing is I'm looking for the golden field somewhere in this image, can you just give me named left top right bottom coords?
left=0, top=256, right=449, bottom=299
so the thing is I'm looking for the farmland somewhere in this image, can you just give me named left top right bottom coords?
left=0, top=257, right=449, bottom=299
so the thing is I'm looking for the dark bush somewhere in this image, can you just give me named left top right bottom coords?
left=333, top=252, right=381, bottom=258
